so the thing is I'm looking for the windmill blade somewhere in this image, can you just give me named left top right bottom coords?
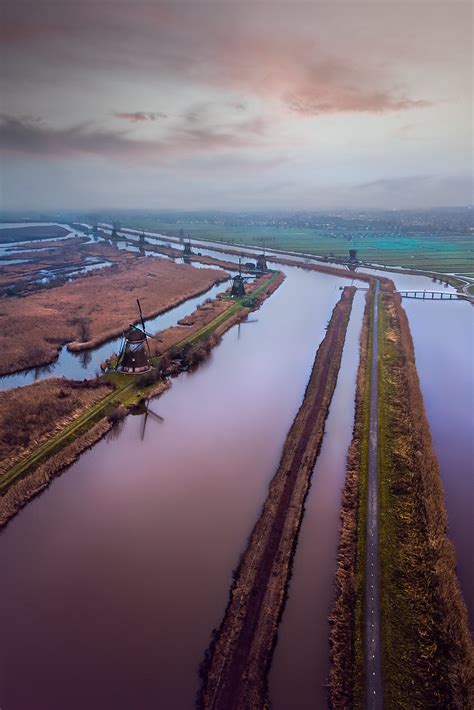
left=147, top=406, right=164, bottom=422
left=115, top=336, right=126, bottom=370
left=140, top=409, right=149, bottom=441
left=136, top=299, right=147, bottom=332
left=136, top=299, right=152, bottom=357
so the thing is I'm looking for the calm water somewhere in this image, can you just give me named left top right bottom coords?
left=269, top=291, right=365, bottom=709
left=0, top=266, right=354, bottom=710
left=403, top=298, right=474, bottom=629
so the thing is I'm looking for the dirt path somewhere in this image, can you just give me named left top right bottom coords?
left=365, top=280, right=384, bottom=708
left=198, top=288, right=355, bottom=710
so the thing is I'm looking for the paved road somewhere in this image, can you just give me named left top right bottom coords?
left=365, top=280, right=384, bottom=709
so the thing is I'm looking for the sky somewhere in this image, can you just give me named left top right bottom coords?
left=0, top=0, right=472, bottom=211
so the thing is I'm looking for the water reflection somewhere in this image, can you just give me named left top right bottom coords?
left=0, top=266, right=353, bottom=710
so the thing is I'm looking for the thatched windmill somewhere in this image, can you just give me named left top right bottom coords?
left=230, top=259, right=248, bottom=298
left=116, top=300, right=154, bottom=373
left=255, top=238, right=268, bottom=272
left=111, top=221, right=120, bottom=239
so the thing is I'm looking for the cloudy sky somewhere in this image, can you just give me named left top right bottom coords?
left=0, top=1, right=472, bottom=211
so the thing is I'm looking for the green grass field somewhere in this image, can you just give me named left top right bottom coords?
left=119, top=215, right=473, bottom=277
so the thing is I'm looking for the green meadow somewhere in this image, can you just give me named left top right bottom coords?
left=121, top=216, right=473, bottom=276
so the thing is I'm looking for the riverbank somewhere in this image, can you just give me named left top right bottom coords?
left=198, top=286, right=355, bottom=710
left=0, top=378, right=114, bottom=477
left=377, top=291, right=473, bottom=707
left=0, top=271, right=284, bottom=530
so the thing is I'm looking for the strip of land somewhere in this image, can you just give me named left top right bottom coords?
left=377, top=290, right=473, bottom=707
left=0, top=225, right=71, bottom=242
left=0, top=271, right=284, bottom=529
left=330, top=286, right=474, bottom=708
left=198, top=286, right=355, bottom=710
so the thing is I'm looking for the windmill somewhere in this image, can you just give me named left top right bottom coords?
left=116, top=299, right=157, bottom=373
left=138, top=230, right=146, bottom=256
left=111, top=221, right=120, bottom=239
left=230, top=258, right=254, bottom=298
left=255, top=238, right=268, bottom=272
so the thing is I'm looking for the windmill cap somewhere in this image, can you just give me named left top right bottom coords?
left=125, top=327, right=146, bottom=342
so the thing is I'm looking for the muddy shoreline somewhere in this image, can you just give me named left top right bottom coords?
left=198, top=287, right=355, bottom=710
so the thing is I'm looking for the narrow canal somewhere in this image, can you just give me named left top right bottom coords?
left=268, top=291, right=365, bottom=709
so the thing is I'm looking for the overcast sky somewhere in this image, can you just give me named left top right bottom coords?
left=0, top=1, right=472, bottom=211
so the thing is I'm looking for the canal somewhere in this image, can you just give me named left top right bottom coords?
left=0, top=264, right=355, bottom=709
left=0, top=226, right=472, bottom=708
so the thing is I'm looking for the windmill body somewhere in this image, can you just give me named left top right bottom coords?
left=230, top=258, right=246, bottom=297
left=256, top=254, right=268, bottom=272
left=119, top=328, right=150, bottom=373
left=116, top=299, right=153, bottom=373
left=348, top=248, right=359, bottom=271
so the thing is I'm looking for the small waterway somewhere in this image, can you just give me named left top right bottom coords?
left=0, top=279, right=229, bottom=390
left=402, top=297, right=474, bottom=629
left=269, top=291, right=365, bottom=709
left=0, top=265, right=354, bottom=710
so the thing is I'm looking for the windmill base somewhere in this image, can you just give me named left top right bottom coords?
left=120, top=364, right=151, bottom=374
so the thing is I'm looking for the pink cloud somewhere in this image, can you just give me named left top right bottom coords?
left=1, top=3, right=436, bottom=118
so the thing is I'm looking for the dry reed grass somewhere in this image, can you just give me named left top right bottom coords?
left=0, top=257, right=228, bottom=375
left=0, top=378, right=112, bottom=476
left=378, top=292, right=473, bottom=707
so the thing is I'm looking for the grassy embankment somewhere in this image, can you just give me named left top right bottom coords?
left=198, top=287, right=355, bottom=710
left=0, top=271, right=283, bottom=527
left=377, top=291, right=473, bottom=708
left=330, top=286, right=473, bottom=708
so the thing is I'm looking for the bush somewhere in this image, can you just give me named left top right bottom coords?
left=133, top=368, right=160, bottom=389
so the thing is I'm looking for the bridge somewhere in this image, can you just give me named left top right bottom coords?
left=396, top=289, right=473, bottom=302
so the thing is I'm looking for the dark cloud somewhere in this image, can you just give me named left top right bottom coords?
left=114, top=112, right=167, bottom=122
left=0, top=113, right=267, bottom=162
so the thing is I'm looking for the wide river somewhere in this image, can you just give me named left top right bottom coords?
left=0, top=230, right=472, bottom=709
